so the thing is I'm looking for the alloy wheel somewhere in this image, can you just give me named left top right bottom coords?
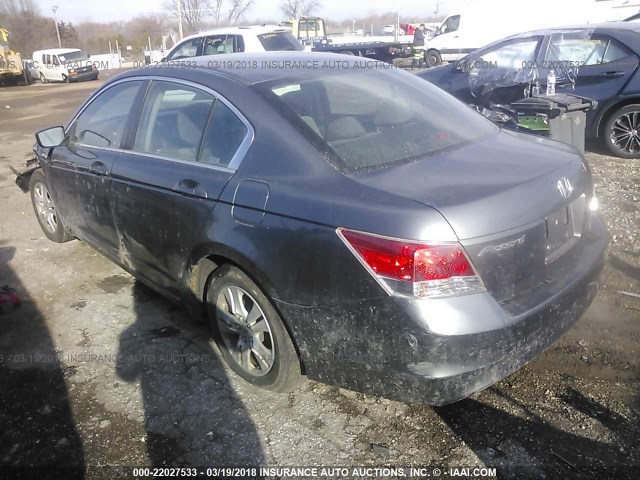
left=215, top=286, right=275, bottom=377
left=33, top=181, right=58, bottom=233
left=610, top=110, right=640, bottom=154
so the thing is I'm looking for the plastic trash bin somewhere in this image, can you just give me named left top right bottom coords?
left=510, top=93, right=598, bottom=153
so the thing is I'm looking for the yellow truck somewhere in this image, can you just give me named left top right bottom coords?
left=0, top=28, right=32, bottom=86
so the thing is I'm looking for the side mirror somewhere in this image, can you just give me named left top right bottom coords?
left=35, top=126, right=65, bottom=148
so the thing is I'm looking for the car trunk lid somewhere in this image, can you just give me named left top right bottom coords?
left=354, top=129, right=596, bottom=309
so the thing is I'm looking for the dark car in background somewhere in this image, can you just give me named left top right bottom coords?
left=28, top=53, right=606, bottom=405
left=418, top=23, right=640, bottom=158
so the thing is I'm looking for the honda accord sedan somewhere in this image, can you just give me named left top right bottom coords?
left=28, top=52, right=607, bottom=405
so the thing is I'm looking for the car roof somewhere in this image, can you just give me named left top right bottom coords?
left=127, top=52, right=384, bottom=86
left=182, top=25, right=290, bottom=40
left=511, top=21, right=640, bottom=38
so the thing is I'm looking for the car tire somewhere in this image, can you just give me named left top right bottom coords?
left=206, top=265, right=302, bottom=393
left=39, top=72, right=47, bottom=83
left=604, top=104, right=640, bottom=158
left=425, top=49, right=442, bottom=68
left=62, top=75, right=69, bottom=83
left=29, top=170, right=73, bottom=243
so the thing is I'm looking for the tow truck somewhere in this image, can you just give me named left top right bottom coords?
left=282, top=17, right=415, bottom=63
left=0, top=28, right=32, bottom=86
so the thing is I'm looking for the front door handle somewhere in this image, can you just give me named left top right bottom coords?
left=89, top=161, right=108, bottom=176
left=173, top=179, right=208, bottom=199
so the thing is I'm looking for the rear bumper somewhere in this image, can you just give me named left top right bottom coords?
left=275, top=215, right=607, bottom=406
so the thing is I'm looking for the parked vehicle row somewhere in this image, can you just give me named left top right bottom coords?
left=26, top=52, right=606, bottom=405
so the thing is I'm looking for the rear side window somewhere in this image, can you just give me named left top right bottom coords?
left=71, top=81, right=142, bottom=148
left=133, top=81, right=214, bottom=162
left=259, top=69, right=496, bottom=172
left=200, top=101, right=248, bottom=167
left=547, top=34, right=632, bottom=65
left=258, top=32, right=303, bottom=51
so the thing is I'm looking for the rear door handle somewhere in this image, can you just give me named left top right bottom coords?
left=599, top=71, right=625, bottom=78
left=174, top=178, right=208, bottom=199
left=89, top=161, right=108, bottom=176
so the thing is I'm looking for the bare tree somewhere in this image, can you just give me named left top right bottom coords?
left=0, top=0, right=58, bottom=55
left=280, top=0, right=321, bottom=20
left=165, top=0, right=208, bottom=33
left=226, top=0, right=253, bottom=25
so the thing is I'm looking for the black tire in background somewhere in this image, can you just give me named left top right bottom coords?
left=29, top=170, right=73, bottom=243
left=425, top=49, right=442, bottom=68
left=604, top=104, right=640, bottom=158
left=206, top=265, right=301, bottom=393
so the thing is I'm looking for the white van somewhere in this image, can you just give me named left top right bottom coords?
left=424, top=0, right=611, bottom=67
left=32, top=48, right=99, bottom=83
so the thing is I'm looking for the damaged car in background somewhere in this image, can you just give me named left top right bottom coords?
left=418, top=23, right=640, bottom=158
left=20, top=52, right=607, bottom=405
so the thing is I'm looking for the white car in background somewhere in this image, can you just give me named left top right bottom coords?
left=163, top=25, right=304, bottom=61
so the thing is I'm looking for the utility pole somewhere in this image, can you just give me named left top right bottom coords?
left=177, top=0, right=184, bottom=40
left=52, top=5, right=62, bottom=48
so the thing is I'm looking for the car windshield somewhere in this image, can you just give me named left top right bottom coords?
left=258, top=32, right=304, bottom=51
left=257, top=68, right=497, bottom=172
left=58, top=50, right=89, bottom=63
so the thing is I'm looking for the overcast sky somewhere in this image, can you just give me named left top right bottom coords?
left=37, top=0, right=467, bottom=23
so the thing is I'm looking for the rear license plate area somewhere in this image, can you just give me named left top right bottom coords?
left=545, top=206, right=574, bottom=264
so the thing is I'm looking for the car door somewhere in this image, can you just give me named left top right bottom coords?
left=111, top=79, right=251, bottom=292
left=542, top=32, right=639, bottom=126
left=465, top=36, right=544, bottom=107
left=44, top=80, right=145, bottom=258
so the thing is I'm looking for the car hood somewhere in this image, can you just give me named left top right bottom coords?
left=354, top=129, right=590, bottom=240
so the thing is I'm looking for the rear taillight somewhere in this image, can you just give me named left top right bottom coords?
left=338, top=228, right=485, bottom=299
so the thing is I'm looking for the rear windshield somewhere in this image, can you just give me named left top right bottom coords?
left=258, top=32, right=304, bottom=51
left=257, top=68, right=497, bottom=172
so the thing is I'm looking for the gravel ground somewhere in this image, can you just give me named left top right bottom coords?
left=0, top=77, right=638, bottom=480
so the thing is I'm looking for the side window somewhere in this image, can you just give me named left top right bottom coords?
left=479, top=39, right=540, bottom=70
left=200, top=101, right=248, bottom=167
left=234, top=35, right=245, bottom=53
left=44, top=54, right=51, bottom=65
left=547, top=35, right=631, bottom=66
left=167, top=38, right=202, bottom=60
left=441, top=15, right=460, bottom=34
left=133, top=81, right=214, bottom=162
left=52, top=55, right=60, bottom=66
left=71, top=81, right=142, bottom=148
left=203, top=35, right=227, bottom=55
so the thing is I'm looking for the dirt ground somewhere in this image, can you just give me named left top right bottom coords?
left=0, top=72, right=639, bottom=480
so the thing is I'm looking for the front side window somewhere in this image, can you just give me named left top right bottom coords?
left=167, top=38, right=202, bottom=60
left=259, top=69, right=496, bottom=172
left=71, top=81, right=142, bottom=148
left=441, top=15, right=460, bottom=34
left=479, top=39, right=541, bottom=70
left=546, top=34, right=631, bottom=66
